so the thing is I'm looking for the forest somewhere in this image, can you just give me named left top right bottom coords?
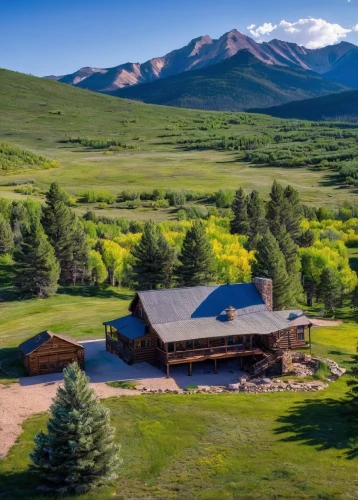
left=0, top=180, right=357, bottom=314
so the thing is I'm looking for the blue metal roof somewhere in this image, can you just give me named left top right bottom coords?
left=103, top=315, right=147, bottom=339
left=138, top=283, right=265, bottom=325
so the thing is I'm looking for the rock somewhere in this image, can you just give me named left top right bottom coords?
left=228, top=383, right=240, bottom=391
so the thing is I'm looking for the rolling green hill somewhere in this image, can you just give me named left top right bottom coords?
left=114, top=51, right=346, bottom=111
left=250, top=89, right=358, bottom=121
left=0, top=67, right=357, bottom=215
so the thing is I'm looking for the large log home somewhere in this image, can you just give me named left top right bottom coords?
left=104, top=278, right=312, bottom=377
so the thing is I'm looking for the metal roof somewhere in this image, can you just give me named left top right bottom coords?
left=152, top=309, right=309, bottom=343
left=19, top=331, right=84, bottom=355
left=104, top=315, right=147, bottom=339
left=137, top=283, right=266, bottom=325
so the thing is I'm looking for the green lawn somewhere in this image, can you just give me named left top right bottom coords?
left=1, top=323, right=357, bottom=499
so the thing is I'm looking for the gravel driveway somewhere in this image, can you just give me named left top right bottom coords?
left=0, top=340, right=243, bottom=458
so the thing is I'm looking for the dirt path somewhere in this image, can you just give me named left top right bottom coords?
left=0, top=380, right=138, bottom=459
left=0, top=362, right=242, bottom=459
left=310, top=318, right=342, bottom=327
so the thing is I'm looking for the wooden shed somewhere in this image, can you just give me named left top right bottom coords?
left=19, top=331, right=85, bottom=376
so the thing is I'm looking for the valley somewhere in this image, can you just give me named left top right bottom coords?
left=0, top=67, right=357, bottom=222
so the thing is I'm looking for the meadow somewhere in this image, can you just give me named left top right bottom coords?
left=0, top=68, right=357, bottom=223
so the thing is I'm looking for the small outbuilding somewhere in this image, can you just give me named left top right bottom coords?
left=19, top=331, right=85, bottom=376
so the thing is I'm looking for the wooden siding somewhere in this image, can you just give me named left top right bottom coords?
left=106, top=323, right=159, bottom=365
left=260, top=326, right=308, bottom=351
left=23, top=336, right=84, bottom=376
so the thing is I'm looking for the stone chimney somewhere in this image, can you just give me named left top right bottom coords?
left=253, top=277, right=273, bottom=312
left=225, top=305, right=236, bottom=321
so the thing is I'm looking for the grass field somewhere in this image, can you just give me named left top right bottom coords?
left=0, top=322, right=357, bottom=500
left=0, top=68, right=356, bottom=216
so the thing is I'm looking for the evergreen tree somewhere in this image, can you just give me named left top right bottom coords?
left=267, top=181, right=302, bottom=242
left=276, top=228, right=302, bottom=306
left=30, top=362, right=120, bottom=493
left=266, top=180, right=285, bottom=238
left=131, top=221, right=173, bottom=290
left=317, top=267, right=342, bottom=312
left=247, top=190, right=266, bottom=248
left=283, top=185, right=303, bottom=241
left=298, top=229, right=315, bottom=248
left=42, top=183, right=89, bottom=283
left=13, top=223, right=60, bottom=298
left=0, top=214, right=14, bottom=254
left=158, top=232, right=176, bottom=288
left=352, top=285, right=358, bottom=310
left=230, top=188, right=249, bottom=235
left=177, top=220, right=216, bottom=286
left=347, top=355, right=358, bottom=416
left=253, top=229, right=290, bottom=310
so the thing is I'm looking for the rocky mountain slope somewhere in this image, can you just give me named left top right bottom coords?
left=113, top=51, right=347, bottom=111
left=45, top=30, right=356, bottom=92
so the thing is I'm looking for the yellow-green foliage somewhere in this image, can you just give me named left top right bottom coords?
left=300, top=219, right=357, bottom=293
left=0, top=142, right=59, bottom=172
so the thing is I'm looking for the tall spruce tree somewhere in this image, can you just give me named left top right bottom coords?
left=42, top=183, right=89, bottom=284
left=30, top=362, right=120, bottom=493
left=247, top=190, right=267, bottom=249
left=317, top=267, right=342, bottom=311
left=347, top=355, right=358, bottom=416
left=13, top=223, right=60, bottom=298
left=253, top=229, right=291, bottom=310
left=230, top=188, right=249, bottom=235
left=276, top=228, right=302, bottom=306
left=131, top=221, right=173, bottom=290
left=177, top=220, right=216, bottom=286
left=266, top=180, right=286, bottom=238
left=267, top=181, right=303, bottom=243
left=0, top=214, right=14, bottom=254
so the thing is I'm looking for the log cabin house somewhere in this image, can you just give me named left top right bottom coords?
left=104, top=278, right=311, bottom=377
left=19, top=331, right=85, bottom=376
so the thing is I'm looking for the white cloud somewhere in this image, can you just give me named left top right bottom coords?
left=247, top=18, right=353, bottom=49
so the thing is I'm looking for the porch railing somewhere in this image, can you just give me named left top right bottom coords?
left=158, top=343, right=255, bottom=362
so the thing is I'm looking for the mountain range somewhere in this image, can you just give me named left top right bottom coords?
left=46, top=29, right=358, bottom=112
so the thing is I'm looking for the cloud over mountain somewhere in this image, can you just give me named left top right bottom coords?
left=247, top=18, right=353, bottom=48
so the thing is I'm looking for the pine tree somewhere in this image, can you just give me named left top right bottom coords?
left=283, top=185, right=303, bottom=242
left=42, top=183, right=89, bottom=284
left=317, top=267, right=342, bottom=312
left=266, top=180, right=286, bottom=238
left=276, top=228, right=302, bottom=306
left=13, top=223, right=60, bottom=298
left=177, top=220, right=216, bottom=286
left=30, top=362, right=120, bottom=493
left=347, top=355, right=358, bottom=416
left=131, top=221, right=173, bottom=290
left=247, top=190, right=267, bottom=248
left=253, top=229, right=291, bottom=310
left=158, top=232, right=176, bottom=288
left=0, top=214, right=14, bottom=254
left=352, top=285, right=358, bottom=310
left=230, top=187, right=249, bottom=235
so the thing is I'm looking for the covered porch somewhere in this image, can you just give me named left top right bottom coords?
left=156, top=334, right=265, bottom=377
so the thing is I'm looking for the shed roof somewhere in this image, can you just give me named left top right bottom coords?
left=104, top=315, right=147, bottom=340
left=153, top=309, right=310, bottom=343
left=135, top=283, right=266, bottom=325
left=19, top=331, right=84, bottom=355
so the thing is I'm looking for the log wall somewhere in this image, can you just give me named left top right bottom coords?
left=24, top=336, right=84, bottom=376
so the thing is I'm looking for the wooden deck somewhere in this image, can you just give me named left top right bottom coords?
left=157, top=344, right=263, bottom=365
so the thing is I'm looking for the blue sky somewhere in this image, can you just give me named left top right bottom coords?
left=2, top=0, right=358, bottom=76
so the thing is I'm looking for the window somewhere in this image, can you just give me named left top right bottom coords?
left=136, top=339, right=152, bottom=349
left=297, top=326, right=305, bottom=341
